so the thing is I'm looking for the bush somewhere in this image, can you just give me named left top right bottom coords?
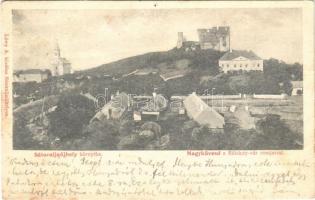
left=82, top=121, right=119, bottom=150
left=47, top=93, right=95, bottom=139
left=13, top=115, right=39, bottom=149
left=250, top=114, right=299, bottom=149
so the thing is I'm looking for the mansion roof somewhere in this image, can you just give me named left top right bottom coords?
left=220, top=50, right=262, bottom=61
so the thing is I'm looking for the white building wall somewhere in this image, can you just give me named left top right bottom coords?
left=219, top=59, right=263, bottom=73
left=58, top=63, right=64, bottom=76
left=253, top=94, right=287, bottom=99
left=52, top=43, right=72, bottom=76
left=200, top=94, right=242, bottom=100
left=63, top=63, right=72, bottom=74
left=52, top=61, right=72, bottom=76
left=18, top=74, right=45, bottom=83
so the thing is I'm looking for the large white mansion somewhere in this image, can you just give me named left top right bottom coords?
left=219, top=50, right=264, bottom=73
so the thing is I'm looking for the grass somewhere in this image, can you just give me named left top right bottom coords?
left=14, top=95, right=60, bottom=120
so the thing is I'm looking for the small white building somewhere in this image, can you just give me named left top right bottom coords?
left=291, top=81, right=303, bottom=95
left=183, top=93, right=225, bottom=129
left=90, top=92, right=129, bottom=122
left=219, top=50, right=263, bottom=73
left=13, top=69, right=51, bottom=83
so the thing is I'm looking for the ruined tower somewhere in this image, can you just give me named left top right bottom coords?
left=197, top=26, right=230, bottom=52
left=176, top=32, right=185, bottom=49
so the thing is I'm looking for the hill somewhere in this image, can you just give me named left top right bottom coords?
left=73, top=48, right=302, bottom=96
left=80, top=48, right=224, bottom=77
left=12, top=48, right=303, bottom=110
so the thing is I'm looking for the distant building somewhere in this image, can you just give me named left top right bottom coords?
left=177, top=26, right=230, bottom=52
left=291, top=81, right=303, bottom=95
left=134, top=68, right=158, bottom=76
left=90, top=92, right=129, bottom=121
left=197, top=27, right=230, bottom=51
left=177, top=32, right=185, bottom=49
left=183, top=93, right=225, bottom=129
left=176, top=32, right=200, bottom=51
left=182, top=41, right=200, bottom=52
left=52, top=42, right=72, bottom=76
left=233, top=106, right=256, bottom=130
left=13, top=69, right=51, bottom=83
left=219, top=50, right=264, bottom=73
left=133, top=111, right=142, bottom=121
left=134, top=92, right=168, bottom=121
left=142, top=93, right=168, bottom=119
left=160, top=73, right=185, bottom=81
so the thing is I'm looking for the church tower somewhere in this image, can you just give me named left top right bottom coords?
left=54, top=42, right=61, bottom=58
left=51, top=40, right=72, bottom=76
left=52, top=41, right=61, bottom=76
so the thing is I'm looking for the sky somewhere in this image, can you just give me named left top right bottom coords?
left=12, top=8, right=302, bottom=71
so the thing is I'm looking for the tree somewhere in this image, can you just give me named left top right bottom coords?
left=119, top=121, right=136, bottom=137
left=229, top=74, right=251, bottom=94
left=117, top=134, right=142, bottom=150
left=81, top=120, right=119, bottom=150
left=13, top=115, right=39, bottom=149
left=141, top=121, right=162, bottom=141
left=47, top=93, right=95, bottom=139
left=248, top=72, right=280, bottom=94
left=281, top=81, right=293, bottom=95
left=250, top=114, right=299, bottom=149
left=264, top=59, right=303, bottom=82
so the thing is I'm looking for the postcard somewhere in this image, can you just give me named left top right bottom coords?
left=1, top=1, right=314, bottom=199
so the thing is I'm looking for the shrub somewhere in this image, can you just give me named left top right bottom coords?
left=47, top=93, right=95, bottom=139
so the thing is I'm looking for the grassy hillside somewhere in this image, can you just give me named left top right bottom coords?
left=80, top=48, right=224, bottom=77
left=13, top=48, right=303, bottom=112
left=70, top=48, right=303, bottom=97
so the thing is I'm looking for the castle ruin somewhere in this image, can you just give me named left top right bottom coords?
left=177, top=26, right=230, bottom=52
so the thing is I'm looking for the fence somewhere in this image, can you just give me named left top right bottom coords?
left=252, top=94, right=287, bottom=99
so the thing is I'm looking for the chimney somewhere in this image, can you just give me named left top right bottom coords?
left=230, top=49, right=232, bottom=53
